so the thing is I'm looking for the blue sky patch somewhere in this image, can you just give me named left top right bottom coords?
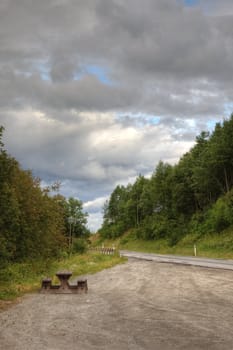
left=117, top=112, right=161, bottom=127
left=74, top=64, right=112, bottom=85
left=33, top=61, right=51, bottom=81
left=184, top=0, right=199, bottom=6
left=224, top=102, right=233, bottom=117
left=207, top=119, right=218, bottom=131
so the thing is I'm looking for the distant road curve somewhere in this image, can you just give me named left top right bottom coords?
left=119, top=250, right=233, bottom=270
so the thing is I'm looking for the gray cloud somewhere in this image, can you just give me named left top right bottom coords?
left=1, top=0, right=233, bottom=230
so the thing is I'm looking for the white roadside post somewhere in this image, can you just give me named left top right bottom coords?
left=194, top=244, right=197, bottom=257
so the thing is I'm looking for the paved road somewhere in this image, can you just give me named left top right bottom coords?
left=120, top=250, right=233, bottom=270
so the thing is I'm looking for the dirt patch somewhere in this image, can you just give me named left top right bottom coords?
left=0, top=297, right=22, bottom=312
left=1, top=258, right=233, bottom=349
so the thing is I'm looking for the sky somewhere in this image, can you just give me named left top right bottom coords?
left=1, top=0, right=233, bottom=231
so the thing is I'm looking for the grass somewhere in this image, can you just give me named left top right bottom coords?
left=93, top=228, right=233, bottom=260
left=3, top=229, right=233, bottom=310
left=0, top=251, right=126, bottom=308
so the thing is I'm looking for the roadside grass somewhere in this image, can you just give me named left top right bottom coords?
left=93, top=228, right=233, bottom=260
left=0, top=252, right=126, bottom=307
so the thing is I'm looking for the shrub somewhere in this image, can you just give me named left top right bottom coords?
left=204, top=192, right=233, bottom=233
left=72, top=239, right=88, bottom=254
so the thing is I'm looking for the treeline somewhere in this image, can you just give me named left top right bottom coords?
left=0, top=126, right=89, bottom=265
left=99, top=114, right=233, bottom=244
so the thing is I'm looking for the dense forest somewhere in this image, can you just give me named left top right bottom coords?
left=0, top=126, right=90, bottom=266
left=99, top=115, right=233, bottom=245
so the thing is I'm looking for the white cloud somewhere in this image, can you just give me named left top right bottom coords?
left=1, top=0, right=233, bottom=231
left=87, top=212, right=104, bottom=233
left=84, top=196, right=108, bottom=212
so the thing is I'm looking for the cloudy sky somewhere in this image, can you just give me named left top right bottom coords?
left=1, top=0, right=233, bottom=231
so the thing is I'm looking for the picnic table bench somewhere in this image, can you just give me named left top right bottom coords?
left=41, top=270, right=88, bottom=294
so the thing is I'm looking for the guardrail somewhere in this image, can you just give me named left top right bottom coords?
left=89, top=247, right=116, bottom=255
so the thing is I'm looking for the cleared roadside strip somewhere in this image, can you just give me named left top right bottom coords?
left=119, top=250, right=233, bottom=270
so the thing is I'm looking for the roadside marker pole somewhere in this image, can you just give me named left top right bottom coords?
left=194, top=244, right=197, bottom=257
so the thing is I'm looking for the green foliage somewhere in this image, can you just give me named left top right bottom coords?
left=120, top=231, right=233, bottom=259
left=99, top=114, right=233, bottom=248
left=72, top=238, right=88, bottom=254
left=99, top=221, right=127, bottom=239
left=61, top=196, right=90, bottom=240
left=0, top=126, right=88, bottom=265
left=204, top=190, right=233, bottom=233
left=188, top=212, right=206, bottom=237
left=0, top=253, right=126, bottom=302
left=135, top=215, right=169, bottom=240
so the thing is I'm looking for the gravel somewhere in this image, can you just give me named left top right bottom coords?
left=1, top=258, right=233, bottom=350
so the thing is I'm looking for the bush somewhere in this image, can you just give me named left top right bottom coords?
left=188, top=212, right=206, bottom=237
left=204, top=192, right=233, bottom=233
left=99, top=221, right=127, bottom=239
left=72, top=239, right=88, bottom=254
left=135, top=216, right=165, bottom=240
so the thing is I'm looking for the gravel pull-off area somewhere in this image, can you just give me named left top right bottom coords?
left=1, top=258, right=233, bottom=350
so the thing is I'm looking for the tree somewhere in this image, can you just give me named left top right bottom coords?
left=127, top=176, right=147, bottom=226
left=63, top=197, right=89, bottom=239
left=0, top=126, right=67, bottom=262
left=98, top=114, right=233, bottom=243
left=0, top=126, right=4, bottom=149
left=100, top=185, right=132, bottom=238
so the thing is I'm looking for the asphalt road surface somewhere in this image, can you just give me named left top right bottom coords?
left=1, top=257, right=233, bottom=349
left=120, top=250, right=233, bottom=270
